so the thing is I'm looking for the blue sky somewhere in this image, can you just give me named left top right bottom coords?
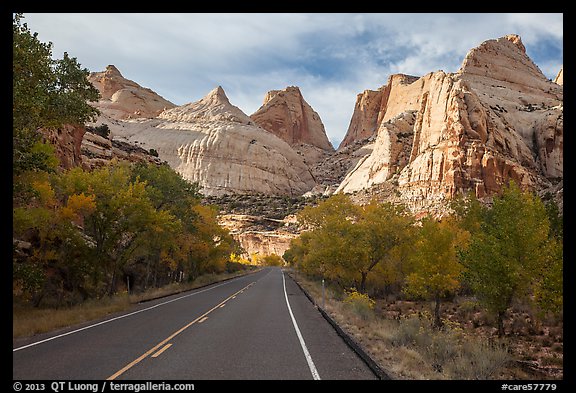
left=21, top=13, right=563, bottom=148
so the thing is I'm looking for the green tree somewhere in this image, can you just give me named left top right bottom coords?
left=13, top=176, right=97, bottom=306
left=354, top=201, right=414, bottom=294
left=459, top=182, right=559, bottom=336
left=13, top=13, right=99, bottom=174
left=450, top=191, right=486, bottom=236
left=55, top=162, right=162, bottom=295
left=130, top=162, right=201, bottom=229
left=283, top=232, right=312, bottom=272
left=185, top=204, right=240, bottom=279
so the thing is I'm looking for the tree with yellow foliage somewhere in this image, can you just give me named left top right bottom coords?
left=403, top=217, right=469, bottom=329
left=288, top=194, right=413, bottom=294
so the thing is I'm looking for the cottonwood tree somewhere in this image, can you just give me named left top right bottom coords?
left=291, top=194, right=413, bottom=294
left=54, top=162, right=168, bottom=295
left=403, top=217, right=468, bottom=329
left=459, top=182, right=561, bottom=336
left=13, top=175, right=97, bottom=306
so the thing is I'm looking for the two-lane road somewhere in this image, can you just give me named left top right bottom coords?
left=13, top=267, right=376, bottom=380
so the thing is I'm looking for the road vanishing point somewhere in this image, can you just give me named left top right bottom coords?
left=13, top=267, right=377, bottom=380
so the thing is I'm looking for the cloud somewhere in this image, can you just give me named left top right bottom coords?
left=21, top=13, right=563, bottom=148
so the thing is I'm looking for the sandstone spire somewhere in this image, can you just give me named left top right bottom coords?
left=338, top=74, right=419, bottom=150
left=458, top=34, right=551, bottom=89
left=104, top=64, right=122, bottom=77
left=554, top=67, right=563, bottom=85
left=160, top=85, right=254, bottom=125
left=251, top=86, right=334, bottom=152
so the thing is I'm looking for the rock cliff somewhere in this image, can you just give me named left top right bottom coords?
left=80, top=127, right=162, bottom=169
left=338, top=35, right=563, bottom=213
left=88, top=65, right=176, bottom=119
left=251, top=86, right=334, bottom=165
left=41, top=34, right=563, bottom=256
left=82, top=35, right=562, bottom=215
left=40, top=124, right=86, bottom=170
left=106, top=86, right=316, bottom=197
left=218, top=214, right=297, bottom=257
left=40, top=122, right=161, bottom=171
left=338, top=74, right=420, bottom=150
left=554, top=67, right=563, bottom=85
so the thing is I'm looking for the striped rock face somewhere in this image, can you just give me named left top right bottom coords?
left=101, top=86, right=316, bottom=197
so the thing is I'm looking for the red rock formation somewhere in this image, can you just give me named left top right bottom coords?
left=40, top=125, right=86, bottom=169
left=251, top=86, right=334, bottom=164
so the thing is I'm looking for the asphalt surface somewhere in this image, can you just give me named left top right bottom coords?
left=13, top=267, right=377, bottom=380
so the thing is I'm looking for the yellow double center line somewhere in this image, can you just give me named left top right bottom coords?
left=107, top=281, right=255, bottom=380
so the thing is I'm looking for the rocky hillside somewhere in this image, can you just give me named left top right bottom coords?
left=63, top=34, right=562, bottom=253
left=100, top=86, right=316, bottom=197
left=206, top=193, right=311, bottom=257
left=40, top=123, right=161, bottom=171
left=336, top=35, right=563, bottom=214
left=83, top=36, right=562, bottom=213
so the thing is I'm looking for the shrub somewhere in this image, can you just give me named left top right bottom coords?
left=388, top=313, right=510, bottom=378
left=343, top=288, right=375, bottom=320
left=86, top=124, right=110, bottom=138
left=448, top=338, right=511, bottom=379
left=389, top=315, right=425, bottom=347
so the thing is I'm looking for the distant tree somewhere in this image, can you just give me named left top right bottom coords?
left=86, top=124, right=111, bottom=139
left=261, top=254, right=284, bottom=267
left=184, top=204, right=240, bottom=279
left=543, top=198, right=563, bottom=240
left=533, top=238, right=563, bottom=316
left=450, top=191, right=486, bottom=236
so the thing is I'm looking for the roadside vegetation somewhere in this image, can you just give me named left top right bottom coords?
left=13, top=268, right=258, bottom=339
left=13, top=14, right=246, bottom=318
left=12, top=13, right=563, bottom=379
left=284, top=187, right=563, bottom=379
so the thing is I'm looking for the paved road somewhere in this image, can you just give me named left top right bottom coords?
left=13, top=267, right=376, bottom=380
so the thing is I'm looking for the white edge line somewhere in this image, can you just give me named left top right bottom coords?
left=282, top=271, right=321, bottom=380
left=13, top=276, right=245, bottom=352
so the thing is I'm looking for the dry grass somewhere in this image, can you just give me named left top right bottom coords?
left=13, top=268, right=259, bottom=339
left=13, top=295, right=131, bottom=339
left=289, top=271, right=561, bottom=380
